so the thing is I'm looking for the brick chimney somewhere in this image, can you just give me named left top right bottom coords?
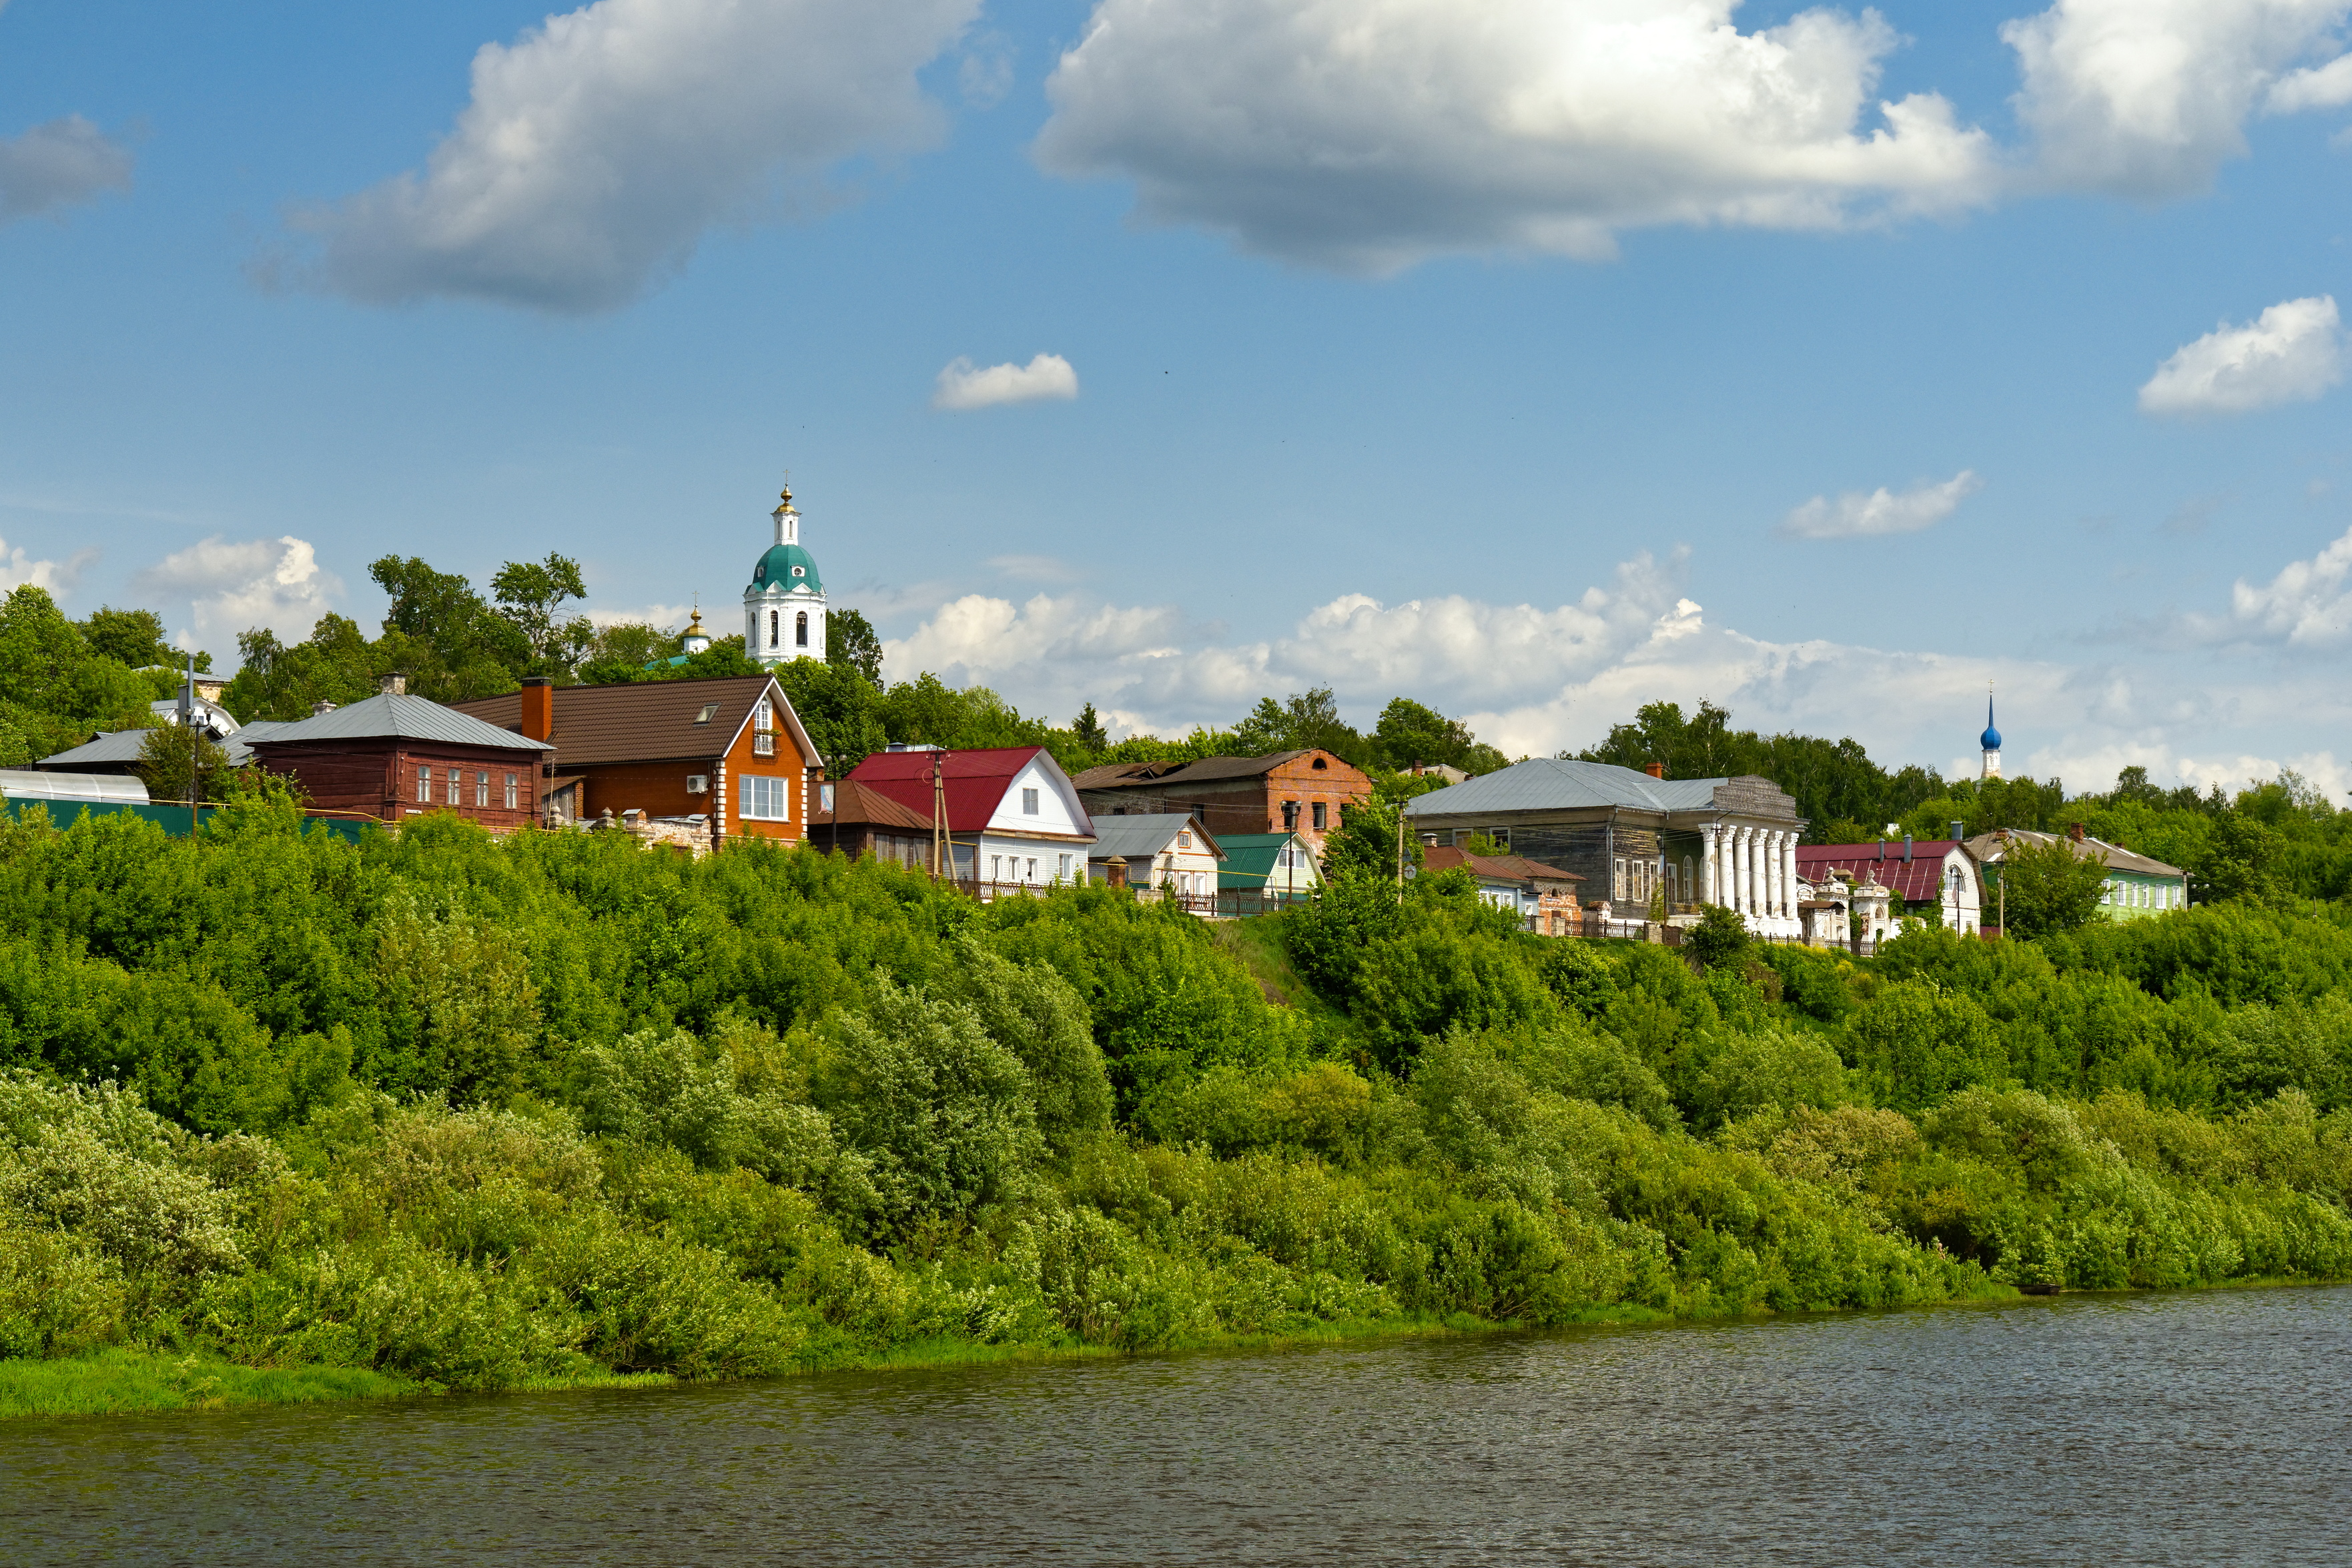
left=1643, top=761, right=1665, bottom=779
left=378, top=673, right=407, bottom=697
left=520, top=677, right=554, bottom=742
left=2068, top=822, right=2084, bottom=843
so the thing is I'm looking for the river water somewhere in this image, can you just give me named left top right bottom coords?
left=4, top=1288, right=2347, bottom=1566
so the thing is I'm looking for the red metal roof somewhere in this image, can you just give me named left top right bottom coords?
left=844, top=746, right=1050, bottom=833
left=1796, top=841, right=1962, bottom=903
left=1424, top=845, right=1582, bottom=884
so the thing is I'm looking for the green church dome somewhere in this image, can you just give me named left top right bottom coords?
left=749, top=542, right=821, bottom=595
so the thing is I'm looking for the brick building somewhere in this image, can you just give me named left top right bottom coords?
left=1071, top=749, right=1371, bottom=861
left=452, top=674, right=821, bottom=848
left=243, top=681, right=552, bottom=829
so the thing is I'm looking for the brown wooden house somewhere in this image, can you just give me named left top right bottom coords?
left=242, top=681, right=552, bottom=829
left=1071, top=749, right=1371, bottom=861
left=807, top=779, right=934, bottom=869
left=451, top=674, right=821, bottom=847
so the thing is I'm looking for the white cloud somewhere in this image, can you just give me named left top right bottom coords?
left=1779, top=470, right=1982, bottom=539
left=2179, top=522, right=2352, bottom=647
left=932, top=353, right=1080, bottom=410
left=2137, top=294, right=2345, bottom=414
left=134, top=536, right=342, bottom=643
left=2004, top=0, right=2352, bottom=197
left=0, top=535, right=97, bottom=595
left=283, top=0, right=976, bottom=313
left=1034, top=0, right=1995, bottom=272
left=584, top=603, right=691, bottom=629
left=0, top=115, right=132, bottom=224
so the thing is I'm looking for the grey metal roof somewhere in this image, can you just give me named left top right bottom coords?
left=1084, top=813, right=1224, bottom=861
left=38, top=720, right=297, bottom=771
left=1965, top=829, right=2185, bottom=879
left=1404, top=757, right=1725, bottom=816
left=248, top=693, right=552, bottom=752
left=0, top=770, right=151, bottom=804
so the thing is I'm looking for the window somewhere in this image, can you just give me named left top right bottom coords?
left=1682, top=856, right=1694, bottom=901
left=1022, top=787, right=1039, bottom=815
left=1614, top=858, right=1627, bottom=900
left=1177, top=831, right=1192, bottom=849
left=1311, top=757, right=1327, bottom=770
left=990, top=855, right=1002, bottom=882
left=1026, top=858, right=1037, bottom=881
left=795, top=612, right=808, bottom=647
left=769, top=611, right=779, bottom=648
left=1058, top=853, right=1072, bottom=882
left=416, top=767, right=430, bottom=804
left=694, top=703, right=719, bottom=725
left=1282, top=801, right=1298, bottom=829
left=505, top=773, right=518, bottom=810
left=742, top=775, right=790, bottom=820
left=1311, top=802, right=1327, bottom=831
left=475, top=771, right=490, bottom=808
left=446, top=767, right=461, bottom=806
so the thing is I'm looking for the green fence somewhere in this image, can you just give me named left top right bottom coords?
left=1, top=798, right=375, bottom=845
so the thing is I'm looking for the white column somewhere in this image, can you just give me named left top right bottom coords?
left=1698, top=825, right=1717, bottom=905
left=1730, top=827, right=1749, bottom=918
left=1757, top=829, right=1776, bottom=926
left=1782, top=834, right=1800, bottom=923
left=1772, top=830, right=1789, bottom=923
left=1725, top=827, right=1742, bottom=915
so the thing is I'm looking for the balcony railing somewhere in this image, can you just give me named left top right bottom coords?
left=752, top=729, right=776, bottom=757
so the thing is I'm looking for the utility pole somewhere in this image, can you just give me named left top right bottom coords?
left=181, top=649, right=198, bottom=830
left=931, top=749, right=949, bottom=884
left=1395, top=795, right=1405, bottom=888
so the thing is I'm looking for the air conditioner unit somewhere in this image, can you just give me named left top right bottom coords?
left=686, top=775, right=709, bottom=795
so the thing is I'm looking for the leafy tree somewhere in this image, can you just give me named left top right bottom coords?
left=1685, top=903, right=1751, bottom=970
left=79, top=607, right=204, bottom=673
left=1370, top=696, right=1507, bottom=774
left=827, top=607, right=885, bottom=687
left=222, top=615, right=382, bottom=722
left=489, top=554, right=593, bottom=677
left=1071, top=702, right=1109, bottom=755
left=368, top=555, right=528, bottom=703
left=1324, top=794, right=1419, bottom=883
left=1233, top=687, right=1368, bottom=763
left=1998, top=834, right=2110, bottom=939
left=772, top=657, right=887, bottom=775
left=0, top=587, right=153, bottom=757
left=135, top=724, right=232, bottom=806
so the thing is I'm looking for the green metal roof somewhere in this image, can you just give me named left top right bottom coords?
left=749, top=542, right=821, bottom=595
left=1216, top=832, right=1317, bottom=887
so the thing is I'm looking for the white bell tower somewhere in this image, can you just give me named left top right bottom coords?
left=743, top=484, right=826, bottom=667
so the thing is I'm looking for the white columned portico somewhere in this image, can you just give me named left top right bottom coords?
left=1770, top=830, right=1788, bottom=926
left=1759, top=829, right=1777, bottom=929
left=1782, top=835, right=1800, bottom=925
left=1739, top=826, right=1757, bottom=920
left=1727, top=827, right=1745, bottom=917
left=1698, top=825, right=1717, bottom=906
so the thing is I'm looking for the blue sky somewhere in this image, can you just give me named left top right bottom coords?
left=6, top=0, right=2352, bottom=795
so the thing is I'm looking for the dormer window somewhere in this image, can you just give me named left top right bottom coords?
left=1311, top=756, right=1328, bottom=770
left=694, top=703, right=719, bottom=725
left=791, top=564, right=805, bottom=578
left=1022, top=787, right=1039, bottom=815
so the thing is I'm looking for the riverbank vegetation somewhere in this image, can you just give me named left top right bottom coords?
left=3, top=799, right=2349, bottom=1417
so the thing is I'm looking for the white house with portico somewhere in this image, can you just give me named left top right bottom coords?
left=1403, top=758, right=1807, bottom=936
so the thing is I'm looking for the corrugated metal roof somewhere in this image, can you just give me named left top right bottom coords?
left=1214, top=831, right=1316, bottom=886
left=0, top=770, right=151, bottom=804
left=1964, top=829, right=2184, bottom=879
left=452, top=677, right=803, bottom=766
left=1798, top=841, right=1962, bottom=903
left=811, top=779, right=932, bottom=833
left=1072, top=751, right=1320, bottom=789
left=1404, top=757, right=1725, bottom=816
left=1423, top=845, right=1583, bottom=884
left=847, top=745, right=1053, bottom=833
left=40, top=721, right=296, bottom=771
left=1085, top=813, right=1224, bottom=861
left=251, top=693, right=552, bottom=753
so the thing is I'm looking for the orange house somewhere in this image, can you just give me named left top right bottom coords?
left=452, top=674, right=821, bottom=847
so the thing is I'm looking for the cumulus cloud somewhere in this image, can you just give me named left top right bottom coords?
left=1034, top=0, right=1995, bottom=272
left=2177, top=523, right=2352, bottom=648
left=282, top=0, right=976, bottom=313
left=0, top=535, right=97, bottom=595
left=2004, top=0, right=2352, bottom=197
left=2137, top=295, right=2345, bottom=415
left=932, top=353, right=1080, bottom=410
left=1779, top=470, right=1982, bottom=540
left=133, top=536, right=342, bottom=643
left=0, top=115, right=132, bottom=224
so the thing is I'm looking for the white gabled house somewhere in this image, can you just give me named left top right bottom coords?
left=841, top=743, right=1097, bottom=889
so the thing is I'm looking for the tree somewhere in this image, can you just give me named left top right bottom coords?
left=1370, top=697, right=1507, bottom=774
left=1323, top=795, right=1420, bottom=883
left=773, top=657, right=887, bottom=775
left=489, top=554, right=594, bottom=677
left=576, top=621, right=682, bottom=685
left=1683, top=903, right=1751, bottom=970
left=80, top=607, right=204, bottom=672
left=1233, top=687, right=1367, bottom=763
left=223, top=615, right=382, bottom=722
left=0, top=586, right=153, bottom=753
left=1071, top=702, right=1109, bottom=755
left=136, top=723, right=232, bottom=805
left=827, top=607, right=885, bottom=687
left=368, top=555, right=528, bottom=703
left=1998, top=834, right=2110, bottom=939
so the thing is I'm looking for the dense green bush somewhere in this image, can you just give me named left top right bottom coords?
left=1, top=805, right=2349, bottom=1399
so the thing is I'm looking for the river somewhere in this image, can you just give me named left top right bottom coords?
left=4, top=1287, right=2347, bottom=1565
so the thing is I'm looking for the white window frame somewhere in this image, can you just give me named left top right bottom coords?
left=741, top=775, right=791, bottom=821
left=1058, top=853, right=1072, bottom=882
left=1022, top=787, right=1039, bottom=815
left=504, top=773, right=518, bottom=810
left=446, top=767, right=461, bottom=807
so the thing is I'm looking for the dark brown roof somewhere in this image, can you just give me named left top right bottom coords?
left=1423, top=845, right=1583, bottom=884
left=813, top=779, right=931, bottom=833
left=451, top=677, right=796, bottom=768
left=1072, top=751, right=1316, bottom=789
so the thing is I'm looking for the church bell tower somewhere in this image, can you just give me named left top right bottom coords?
left=744, top=484, right=826, bottom=668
